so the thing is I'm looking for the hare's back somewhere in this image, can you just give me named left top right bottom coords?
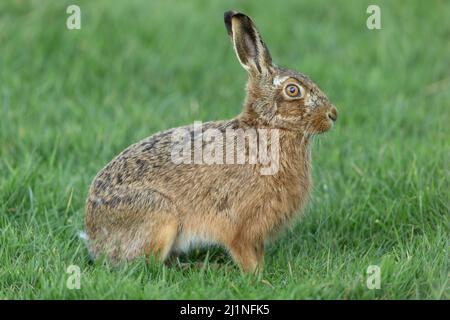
left=90, top=120, right=235, bottom=194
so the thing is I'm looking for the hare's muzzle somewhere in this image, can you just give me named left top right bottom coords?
left=327, top=105, right=338, bottom=122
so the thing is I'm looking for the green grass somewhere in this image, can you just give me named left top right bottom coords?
left=0, top=0, right=449, bottom=299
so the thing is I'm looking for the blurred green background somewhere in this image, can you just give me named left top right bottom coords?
left=0, top=0, right=448, bottom=299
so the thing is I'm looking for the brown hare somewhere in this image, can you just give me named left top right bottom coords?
left=84, top=11, right=338, bottom=273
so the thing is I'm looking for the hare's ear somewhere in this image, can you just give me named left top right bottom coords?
left=224, top=11, right=273, bottom=76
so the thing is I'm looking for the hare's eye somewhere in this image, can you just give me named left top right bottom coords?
left=285, top=84, right=302, bottom=98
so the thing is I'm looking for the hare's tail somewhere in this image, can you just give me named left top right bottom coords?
left=77, top=230, right=88, bottom=244
left=77, top=230, right=94, bottom=262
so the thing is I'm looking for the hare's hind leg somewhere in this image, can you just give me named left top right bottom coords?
left=142, top=214, right=179, bottom=262
left=128, top=189, right=181, bottom=262
left=87, top=187, right=180, bottom=263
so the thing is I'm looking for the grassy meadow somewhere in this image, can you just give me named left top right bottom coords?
left=0, top=0, right=449, bottom=299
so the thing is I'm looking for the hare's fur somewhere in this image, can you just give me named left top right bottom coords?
left=85, top=11, right=337, bottom=272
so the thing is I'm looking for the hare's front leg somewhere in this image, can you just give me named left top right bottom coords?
left=228, top=239, right=265, bottom=273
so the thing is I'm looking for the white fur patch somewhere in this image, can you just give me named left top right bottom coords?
left=304, top=93, right=317, bottom=108
left=273, top=75, right=289, bottom=86
left=78, top=230, right=89, bottom=241
left=77, top=230, right=94, bottom=260
left=172, top=232, right=215, bottom=253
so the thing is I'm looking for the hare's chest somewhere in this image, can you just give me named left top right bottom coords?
left=264, top=165, right=311, bottom=220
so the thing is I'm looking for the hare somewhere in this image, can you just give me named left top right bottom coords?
left=84, top=11, right=337, bottom=272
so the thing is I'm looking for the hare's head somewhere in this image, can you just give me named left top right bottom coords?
left=225, top=11, right=337, bottom=135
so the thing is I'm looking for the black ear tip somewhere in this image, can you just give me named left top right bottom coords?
left=224, top=10, right=236, bottom=35
left=224, top=11, right=251, bottom=35
left=224, top=10, right=236, bottom=22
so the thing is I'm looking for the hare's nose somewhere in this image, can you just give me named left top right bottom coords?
left=327, top=106, right=338, bottom=122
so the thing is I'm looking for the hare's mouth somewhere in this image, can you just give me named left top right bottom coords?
left=322, top=119, right=335, bottom=133
left=316, top=107, right=337, bottom=134
left=302, top=115, right=334, bottom=135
